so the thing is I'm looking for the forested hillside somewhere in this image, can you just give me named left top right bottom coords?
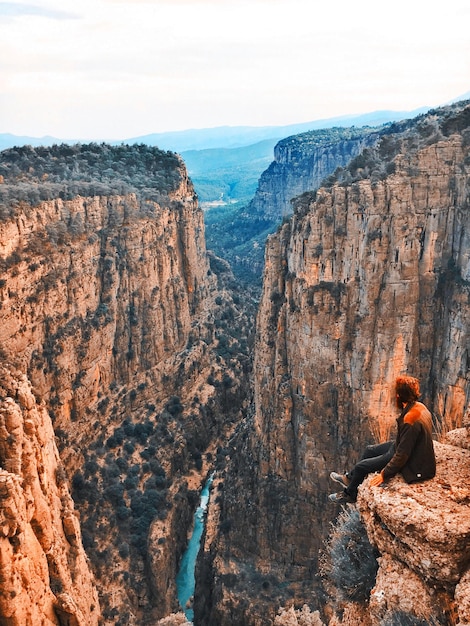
left=0, top=143, right=182, bottom=213
left=182, top=139, right=276, bottom=205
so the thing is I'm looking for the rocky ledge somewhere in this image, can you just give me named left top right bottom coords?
left=356, top=430, right=470, bottom=626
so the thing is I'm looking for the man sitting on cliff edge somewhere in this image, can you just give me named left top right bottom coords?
left=329, top=375, right=436, bottom=504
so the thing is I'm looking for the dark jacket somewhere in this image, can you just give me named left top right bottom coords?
left=382, top=401, right=436, bottom=483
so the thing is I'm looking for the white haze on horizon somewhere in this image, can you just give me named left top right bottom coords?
left=0, top=0, right=469, bottom=141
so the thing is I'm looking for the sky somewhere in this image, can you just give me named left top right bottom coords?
left=1, top=0, right=469, bottom=141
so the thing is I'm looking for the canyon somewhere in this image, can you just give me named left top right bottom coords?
left=0, top=102, right=469, bottom=626
left=205, top=125, right=385, bottom=282
left=0, top=144, right=254, bottom=624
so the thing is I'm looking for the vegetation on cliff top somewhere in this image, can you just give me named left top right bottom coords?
left=0, top=142, right=183, bottom=215
left=293, top=100, right=470, bottom=214
left=275, top=124, right=381, bottom=154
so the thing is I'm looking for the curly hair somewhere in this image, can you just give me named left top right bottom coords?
left=395, top=375, right=420, bottom=403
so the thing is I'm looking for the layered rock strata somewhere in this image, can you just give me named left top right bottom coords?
left=0, top=173, right=211, bottom=414
left=199, top=103, right=470, bottom=624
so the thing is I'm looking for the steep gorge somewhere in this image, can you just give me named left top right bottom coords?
left=198, top=102, right=470, bottom=625
left=0, top=144, right=254, bottom=624
left=0, top=102, right=469, bottom=626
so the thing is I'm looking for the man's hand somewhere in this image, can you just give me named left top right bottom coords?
left=370, top=472, right=384, bottom=487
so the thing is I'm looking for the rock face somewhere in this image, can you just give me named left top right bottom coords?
left=199, top=102, right=470, bottom=624
left=0, top=144, right=253, bottom=623
left=0, top=168, right=211, bottom=416
left=246, top=127, right=382, bottom=222
left=1, top=106, right=469, bottom=625
left=228, top=127, right=383, bottom=282
left=0, top=366, right=99, bottom=625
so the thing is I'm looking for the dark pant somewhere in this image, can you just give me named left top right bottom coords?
left=345, top=441, right=394, bottom=501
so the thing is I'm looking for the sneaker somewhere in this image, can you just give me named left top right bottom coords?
left=330, top=472, right=349, bottom=488
left=328, top=492, right=354, bottom=504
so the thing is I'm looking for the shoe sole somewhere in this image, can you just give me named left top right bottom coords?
left=328, top=493, right=355, bottom=505
left=330, top=473, right=349, bottom=488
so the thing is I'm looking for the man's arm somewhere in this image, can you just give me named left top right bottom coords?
left=371, top=421, right=421, bottom=485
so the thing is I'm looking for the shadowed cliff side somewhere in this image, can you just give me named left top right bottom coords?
left=0, top=144, right=255, bottom=624
left=197, top=101, right=470, bottom=625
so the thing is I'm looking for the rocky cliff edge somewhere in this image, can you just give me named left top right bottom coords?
left=354, top=417, right=470, bottom=626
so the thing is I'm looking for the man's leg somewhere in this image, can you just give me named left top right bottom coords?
left=358, top=441, right=394, bottom=462
left=345, top=442, right=394, bottom=501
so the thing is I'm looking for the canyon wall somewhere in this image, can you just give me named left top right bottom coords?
left=246, top=127, right=382, bottom=221
left=0, top=165, right=211, bottom=414
left=198, top=103, right=470, bottom=625
left=1, top=105, right=469, bottom=626
left=229, top=127, right=383, bottom=281
left=0, top=145, right=253, bottom=623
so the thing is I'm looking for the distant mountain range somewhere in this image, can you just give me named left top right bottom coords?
left=121, top=109, right=431, bottom=151
left=2, top=96, right=468, bottom=212
left=0, top=107, right=432, bottom=154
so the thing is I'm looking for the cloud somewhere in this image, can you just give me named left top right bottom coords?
left=100, top=0, right=288, bottom=4
left=0, top=2, right=77, bottom=20
left=0, top=0, right=468, bottom=139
